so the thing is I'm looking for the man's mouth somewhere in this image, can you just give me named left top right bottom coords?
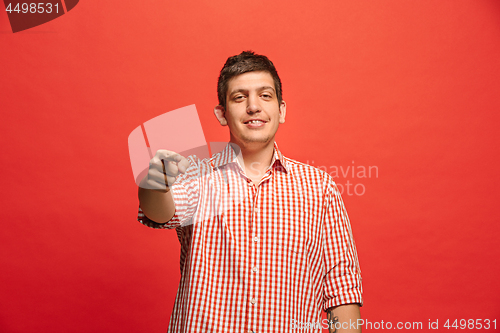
left=244, top=119, right=267, bottom=124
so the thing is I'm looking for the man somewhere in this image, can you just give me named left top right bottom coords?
left=138, top=51, right=363, bottom=332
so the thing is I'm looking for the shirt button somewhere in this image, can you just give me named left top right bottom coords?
left=252, top=266, right=258, bottom=273
left=250, top=298, right=256, bottom=304
left=254, top=207, right=259, bottom=213
left=253, top=236, right=259, bottom=243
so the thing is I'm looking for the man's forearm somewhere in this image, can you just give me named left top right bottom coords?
left=138, top=177, right=176, bottom=223
left=326, top=304, right=362, bottom=333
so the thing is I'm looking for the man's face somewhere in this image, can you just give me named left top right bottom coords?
left=214, top=71, right=286, bottom=149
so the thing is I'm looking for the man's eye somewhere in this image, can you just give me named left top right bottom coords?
left=234, top=96, right=244, bottom=101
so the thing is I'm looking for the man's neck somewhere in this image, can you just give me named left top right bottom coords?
left=233, top=140, right=275, bottom=183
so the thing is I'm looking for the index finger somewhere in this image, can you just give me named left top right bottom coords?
left=155, top=150, right=182, bottom=163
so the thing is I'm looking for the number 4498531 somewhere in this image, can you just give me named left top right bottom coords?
left=5, top=3, right=60, bottom=14
left=444, top=319, right=496, bottom=330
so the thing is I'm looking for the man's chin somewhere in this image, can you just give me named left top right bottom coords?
left=238, top=136, right=275, bottom=148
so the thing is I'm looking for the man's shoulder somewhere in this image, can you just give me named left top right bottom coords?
left=281, top=155, right=336, bottom=186
left=282, top=155, right=324, bottom=173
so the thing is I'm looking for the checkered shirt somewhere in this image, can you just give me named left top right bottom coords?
left=138, top=143, right=363, bottom=333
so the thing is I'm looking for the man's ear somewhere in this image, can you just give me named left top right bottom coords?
left=214, top=105, right=227, bottom=126
left=279, top=100, right=287, bottom=124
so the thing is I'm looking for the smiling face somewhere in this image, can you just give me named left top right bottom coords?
left=214, top=71, right=286, bottom=150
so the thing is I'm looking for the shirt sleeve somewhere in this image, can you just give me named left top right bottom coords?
left=137, top=155, right=200, bottom=229
left=322, top=177, right=363, bottom=310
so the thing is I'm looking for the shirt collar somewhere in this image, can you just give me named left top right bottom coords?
left=211, top=142, right=289, bottom=174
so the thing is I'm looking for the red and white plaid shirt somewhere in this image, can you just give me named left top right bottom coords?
left=138, top=143, right=362, bottom=333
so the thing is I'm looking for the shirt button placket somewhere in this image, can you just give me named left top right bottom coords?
left=248, top=187, right=260, bottom=333
left=248, top=195, right=259, bottom=333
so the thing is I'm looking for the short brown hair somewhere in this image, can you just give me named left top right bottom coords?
left=217, top=51, right=283, bottom=109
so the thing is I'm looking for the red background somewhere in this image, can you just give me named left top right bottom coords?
left=1, top=1, right=499, bottom=332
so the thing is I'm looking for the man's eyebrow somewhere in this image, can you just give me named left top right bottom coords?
left=258, top=86, right=276, bottom=93
left=228, top=86, right=276, bottom=96
left=228, top=88, right=247, bottom=96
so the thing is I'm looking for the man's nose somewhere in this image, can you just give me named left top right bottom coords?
left=246, top=94, right=261, bottom=113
